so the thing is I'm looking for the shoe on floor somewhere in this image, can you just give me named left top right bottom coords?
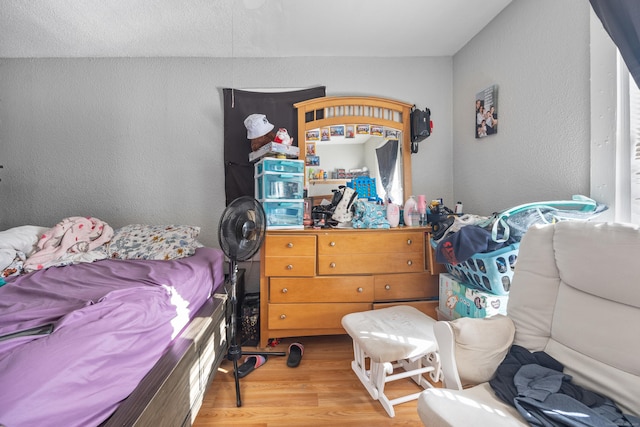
left=237, top=355, right=267, bottom=378
left=287, top=342, right=304, bottom=368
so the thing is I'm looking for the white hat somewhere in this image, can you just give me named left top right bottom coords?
left=244, top=113, right=275, bottom=139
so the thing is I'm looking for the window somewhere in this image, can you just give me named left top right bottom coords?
left=629, top=73, right=640, bottom=223
left=612, top=55, right=640, bottom=224
left=590, top=11, right=640, bottom=225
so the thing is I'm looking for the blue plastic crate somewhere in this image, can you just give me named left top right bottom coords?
left=262, top=200, right=304, bottom=229
left=255, top=173, right=304, bottom=200
left=432, top=240, right=519, bottom=296
left=255, top=158, right=304, bottom=175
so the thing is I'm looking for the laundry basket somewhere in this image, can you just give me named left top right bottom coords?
left=434, top=240, right=520, bottom=296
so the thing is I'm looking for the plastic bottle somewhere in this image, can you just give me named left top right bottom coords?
left=386, top=201, right=400, bottom=228
left=403, top=195, right=419, bottom=227
left=417, top=195, right=427, bottom=225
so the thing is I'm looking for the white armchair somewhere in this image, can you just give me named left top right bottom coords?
left=418, top=221, right=640, bottom=426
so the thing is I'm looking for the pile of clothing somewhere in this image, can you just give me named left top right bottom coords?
left=433, top=195, right=608, bottom=266
left=1, top=217, right=112, bottom=277
left=433, top=214, right=506, bottom=265
left=490, top=345, right=640, bottom=427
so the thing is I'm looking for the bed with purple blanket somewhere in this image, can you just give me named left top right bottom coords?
left=0, top=222, right=228, bottom=427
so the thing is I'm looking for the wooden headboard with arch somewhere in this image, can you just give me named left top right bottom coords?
left=294, top=96, right=413, bottom=199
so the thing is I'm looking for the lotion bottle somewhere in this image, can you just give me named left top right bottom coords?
left=386, top=200, right=400, bottom=228
left=403, top=195, right=419, bottom=227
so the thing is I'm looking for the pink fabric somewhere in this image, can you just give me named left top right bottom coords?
left=24, top=217, right=113, bottom=271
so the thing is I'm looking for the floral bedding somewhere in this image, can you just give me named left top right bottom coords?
left=1, top=218, right=203, bottom=278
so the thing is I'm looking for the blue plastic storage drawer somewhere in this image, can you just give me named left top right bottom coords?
left=255, top=173, right=304, bottom=200
left=255, top=158, right=305, bottom=175
left=262, top=201, right=304, bottom=229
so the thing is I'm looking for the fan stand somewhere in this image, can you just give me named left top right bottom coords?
left=219, top=196, right=286, bottom=407
left=226, top=257, right=285, bottom=407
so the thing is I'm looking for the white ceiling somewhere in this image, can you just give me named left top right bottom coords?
left=0, top=0, right=512, bottom=58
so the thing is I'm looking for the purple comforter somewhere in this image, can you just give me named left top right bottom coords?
left=0, top=247, right=225, bottom=427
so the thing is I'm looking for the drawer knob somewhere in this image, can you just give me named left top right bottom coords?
left=287, top=264, right=293, bottom=270
left=330, top=262, right=336, bottom=268
left=330, top=241, right=336, bottom=247
left=385, top=284, right=391, bottom=290
left=280, top=314, right=287, bottom=320
left=282, top=288, right=288, bottom=293
left=407, top=239, right=413, bottom=245
left=287, top=242, right=294, bottom=248
left=407, top=260, right=413, bottom=266
left=357, top=287, right=363, bottom=293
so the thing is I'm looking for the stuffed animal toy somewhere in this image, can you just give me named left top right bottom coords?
left=273, top=128, right=292, bottom=145
left=244, top=113, right=276, bottom=151
left=250, top=131, right=277, bottom=152
left=244, top=114, right=295, bottom=151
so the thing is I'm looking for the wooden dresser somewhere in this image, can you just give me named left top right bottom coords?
left=258, top=226, right=445, bottom=348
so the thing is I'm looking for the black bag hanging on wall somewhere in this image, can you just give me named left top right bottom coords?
left=410, top=105, right=431, bottom=153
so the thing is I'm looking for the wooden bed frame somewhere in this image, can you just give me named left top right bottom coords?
left=101, top=292, right=229, bottom=427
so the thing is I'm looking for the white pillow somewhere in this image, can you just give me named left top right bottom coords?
left=450, top=314, right=515, bottom=386
left=0, top=248, right=16, bottom=271
left=0, top=225, right=49, bottom=256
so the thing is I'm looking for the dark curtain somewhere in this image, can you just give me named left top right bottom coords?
left=375, top=139, right=399, bottom=195
left=223, top=87, right=326, bottom=205
left=590, top=0, right=640, bottom=88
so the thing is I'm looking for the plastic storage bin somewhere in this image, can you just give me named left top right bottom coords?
left=262, top=200, right=304, bottom=229
left=256, top=173, right=304, bottom=200
left=432, top=240, right=519, bottom=296
left=255, top=158, right=305, bottom=175
left=254, top=158, right=305, bottom=229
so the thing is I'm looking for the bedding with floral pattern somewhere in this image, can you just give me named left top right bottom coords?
left=1, top=219, right=202, bottom=277
left=106, top=224, right=201, bottom=260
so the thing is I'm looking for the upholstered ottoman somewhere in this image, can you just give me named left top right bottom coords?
left=341, top=305, right=440, bottom=417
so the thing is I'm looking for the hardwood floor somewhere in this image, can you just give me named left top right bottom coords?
left=193, top=334, right=436, bottom=426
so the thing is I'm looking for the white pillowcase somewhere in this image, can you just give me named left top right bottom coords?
left=0, top=225, right=49, bottom=270
left=0, top=225, right=49, bottom=254
left=450, top=314, right=515, bottom=386
left=0, top=249, right=16, bottom=272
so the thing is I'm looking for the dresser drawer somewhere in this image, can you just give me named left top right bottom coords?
left=264, top=234, right=317, bottom=277
left=374, top=272, right=438, bottom=301
left=268, top=303, right=372, bottom=330
left=318, top=252, right=424, bottom=275
left=269, top=276, right=374, bottom=303
left=264, top=234, right=316, bottom=257
left=317, top=231, right=424, bottom=255
left=264, top=256, right=316, bottom=277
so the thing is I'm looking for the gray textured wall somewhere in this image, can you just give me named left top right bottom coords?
left=0, top=57, right=453, bottom=247
left=452, top=0, right=591, bottom=215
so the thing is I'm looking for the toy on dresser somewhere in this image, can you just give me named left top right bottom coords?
left=245, top=113, right=299, bottom=162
